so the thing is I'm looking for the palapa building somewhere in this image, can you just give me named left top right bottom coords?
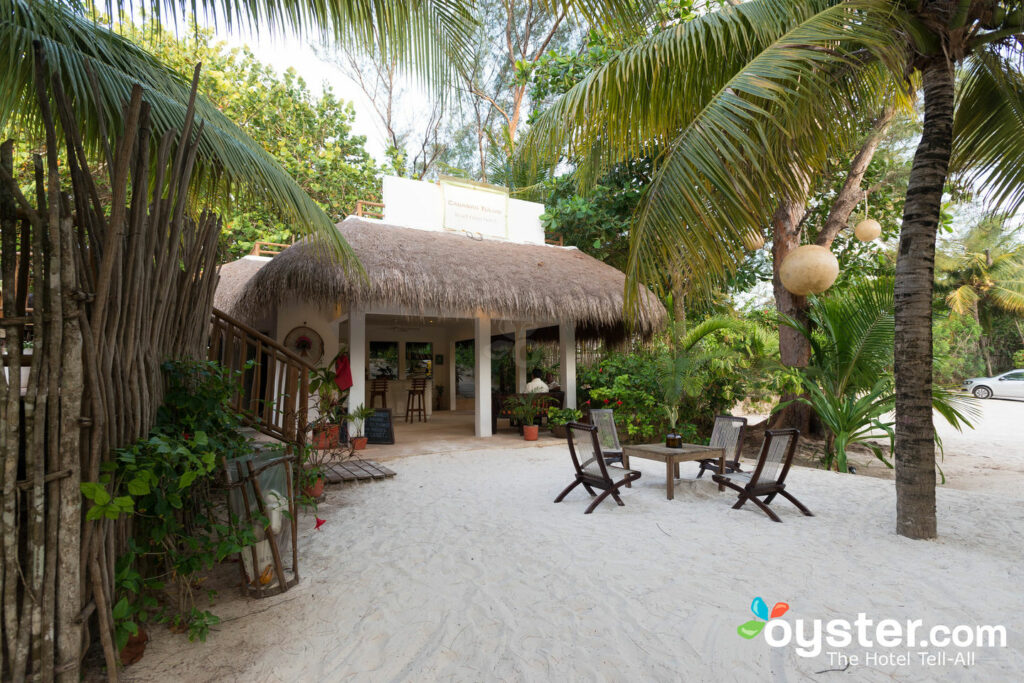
left=214, top=176, right=665, bottom=437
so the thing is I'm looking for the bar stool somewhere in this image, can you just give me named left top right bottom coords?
left=405, top=377, right=428, bottom=423
left=370, top=378, right=389, bottom=409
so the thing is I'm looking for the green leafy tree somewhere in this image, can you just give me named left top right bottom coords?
left=120, top=21, right=384, bottom=259
left=522, top=0, right=1024, bottom=539
left=937, top=216, right=1024, bottom=375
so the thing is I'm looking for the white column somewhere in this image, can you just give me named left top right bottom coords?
left=448, top=336, right=457, bottom=411
left=559, top=321, right=576, bottom=409
left=348, top=308, right=366, bottom=413
left=474, top=314, right=492, bottom=437
left=515, top=325, right=527, bottom=393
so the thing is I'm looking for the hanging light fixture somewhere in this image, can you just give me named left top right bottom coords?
left=780, top=245, right=839, bottom=296
left=853, top=191, right=882, bottom=242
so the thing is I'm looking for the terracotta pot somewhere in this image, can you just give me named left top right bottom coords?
left=311, top=425, right=340, bottom=449
left=119, top=627, right=149, bottom=667
left=351, top=436, right=368, bottom=450
left=303, top=476, right=325, bottom=498
left=523, top=425, right=539, bottom=441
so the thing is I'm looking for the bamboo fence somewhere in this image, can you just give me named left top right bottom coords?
left=0, top=47, right=220, bottom=681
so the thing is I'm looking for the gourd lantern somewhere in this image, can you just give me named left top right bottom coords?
left=779, top=245, right=839, bottom=296
left=854, top=218, right=882, bottom=242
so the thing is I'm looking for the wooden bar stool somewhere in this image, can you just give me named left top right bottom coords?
left=405, top=377, right=428, bottom=423
left=370, top=378, right=389, bottom=409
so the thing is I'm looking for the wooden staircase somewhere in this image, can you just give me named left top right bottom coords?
left=209, top=308, right=311, bottom=446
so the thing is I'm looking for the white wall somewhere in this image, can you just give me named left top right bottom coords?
left=381, top=176, right=546, bottom=245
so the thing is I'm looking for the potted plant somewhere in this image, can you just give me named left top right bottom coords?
left=505, top=393, right=553, bottom=441
left=296, top=443, right=329, bottom=500
left=345, top=404, right=376, bottom=450
left=308, top=366, right=346, bottom=448
left=546, top=406, right=583, bottom=438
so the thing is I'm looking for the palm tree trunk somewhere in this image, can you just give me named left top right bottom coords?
left=894, top=57, right=955, bottom=540
left=771, top=193, right=812, bottom=433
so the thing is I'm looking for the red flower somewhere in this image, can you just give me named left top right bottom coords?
left=603, top=398, right=609, bottom=404
left=314, top=517, right=326, bottom=531
left=616, top=400, right=622, bottom=406
left=584, top=400, right=591, bottom=406
left=182, top=432, right=192, bottom=440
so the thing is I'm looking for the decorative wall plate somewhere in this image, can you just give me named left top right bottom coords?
left=283, top=326, right=324, bottom=364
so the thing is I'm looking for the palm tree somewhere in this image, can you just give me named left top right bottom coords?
left=938, top=217, right=1024, bottom=375
left=0, top=0, right=478, bottom=262
left=522, top=0, right=1024, bottom=539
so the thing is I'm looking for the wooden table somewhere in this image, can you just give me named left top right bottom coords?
left=621, top=443, right=726, bottom=500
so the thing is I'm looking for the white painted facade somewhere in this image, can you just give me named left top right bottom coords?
left=264, top=178, right=575, bottom=437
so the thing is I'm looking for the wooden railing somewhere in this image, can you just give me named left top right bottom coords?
left=209, top=308, right=310, bottom=446
left=354, top=200, right=385, bottom=219
left=250, top=240, right=291, bottom=257
left=545, top=234, right=564, bottom=246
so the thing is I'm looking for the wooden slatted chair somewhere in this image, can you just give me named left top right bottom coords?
left=405, top=377, right=427, bottom=423
left=555, top=423, right=640, bottom=514
left=696, top=415, right=748, bottom=478
left=588, top=408, right=623, bottom=464
left=712, top=428, right=813, bottom=522
left=369, top=378, right=389, bottom=409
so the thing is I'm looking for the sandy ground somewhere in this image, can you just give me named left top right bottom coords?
left=124, top=403, right=1024, bottom=682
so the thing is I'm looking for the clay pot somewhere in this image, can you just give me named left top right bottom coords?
left=119, top=627, right=149, bottom=667
left=351, top=436, right=368, bottom=450
left=523, top=425, right=540, bottom=441
left=854, top=218, right=882, bottom=242
left=303, top=476, right=325, bottom=499
left=779, top=245, right=839, bottom=296
left=311, top=425, right=340, bottom=449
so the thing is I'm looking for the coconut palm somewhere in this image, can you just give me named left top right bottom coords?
left=521, top=0, right=1024, bottom=539
left=938, top=217, right=1024, bottom=375
left=781, top=277, right=976, bottom=474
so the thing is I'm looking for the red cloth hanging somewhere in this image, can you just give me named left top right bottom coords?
left=334, top=354, right=353, bottom=392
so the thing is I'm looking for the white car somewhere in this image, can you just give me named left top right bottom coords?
left=961, top=369, right=1024, bottom=399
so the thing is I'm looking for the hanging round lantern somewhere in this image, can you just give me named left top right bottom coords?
left=854, top=218, right=881, bottom=242
left=780, top=245, right=839, bottom=296
left=742, top=230, right=765, bottom=251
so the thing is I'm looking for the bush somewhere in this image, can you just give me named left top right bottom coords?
left=82, top=360, right=260, bottom=648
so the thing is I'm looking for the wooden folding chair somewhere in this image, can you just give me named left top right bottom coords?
left=712, top=428, right=813, bottom=522
left=555, top=422, right=640, bottom=514
left=696, top=415, right=747, bottom=477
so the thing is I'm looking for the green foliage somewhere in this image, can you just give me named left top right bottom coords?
left=346, top=403, right=376, bottom=437
left=547, top=406, right=583, bottom=426
left=117, top=20, right=383, bottom=260
left=932, top=313, right=985, bottom=385
left=504, top=392, right=556, bottom=425
left=784, top=279, right=978, bottom=472
left=81, top=360, right=257, bottom=648
left=579, top=315, right=784, bottom=441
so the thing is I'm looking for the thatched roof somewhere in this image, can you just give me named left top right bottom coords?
left=218, top=217, right=665, bottom=340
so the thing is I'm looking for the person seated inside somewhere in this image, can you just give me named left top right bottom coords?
left=525, top=369, right=549, bottom=393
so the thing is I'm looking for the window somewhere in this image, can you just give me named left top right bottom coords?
left=369, top=342, right=399, bottom=379
left=1003, top=371, right=1024, bottom=381
left=405, top=342, right=432, bottom=378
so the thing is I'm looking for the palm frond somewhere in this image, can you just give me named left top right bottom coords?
left=1, top=0, right=359, bottom=263
left=519, top=0, right=908, bottom=305
left=953, top=46, right=1024, bottom=215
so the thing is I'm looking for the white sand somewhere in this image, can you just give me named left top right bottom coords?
left=125, top=434, right=1024, bottom=682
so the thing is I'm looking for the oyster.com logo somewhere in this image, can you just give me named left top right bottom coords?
left=737, top=597, right=788, bottom=639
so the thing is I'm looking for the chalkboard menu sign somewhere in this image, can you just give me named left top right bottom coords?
left=364, top=409, right=395, bottom=445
